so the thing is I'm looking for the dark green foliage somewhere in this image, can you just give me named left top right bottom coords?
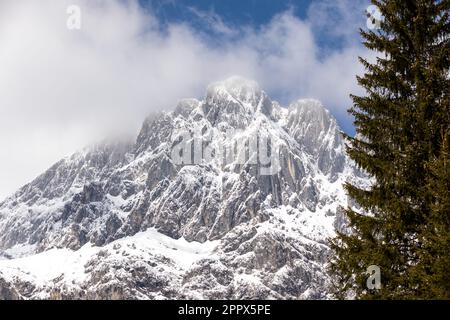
left=329, top=0, right=449, bottom=299
left=414, top=130, right=450, bottom=298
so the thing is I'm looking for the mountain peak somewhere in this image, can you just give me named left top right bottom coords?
left=0, top=76, right=367, bottom=300
left=206, top=76, right=263, bottom=106
left=289, top=99, right=328, bottom=114
left=288, top=99, right=335, bottom=128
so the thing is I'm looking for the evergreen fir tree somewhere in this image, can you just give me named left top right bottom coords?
left=329, top=0, right=449, bottom=299
left=413, top=129, right=450, bottom=299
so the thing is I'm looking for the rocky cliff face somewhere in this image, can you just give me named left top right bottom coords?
left=0, top=77, right=367, bottom=299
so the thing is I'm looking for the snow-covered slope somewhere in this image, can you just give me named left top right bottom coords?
left=0, top=77, right=367, bottom=299
left=0, top=229, right=218, bottom=299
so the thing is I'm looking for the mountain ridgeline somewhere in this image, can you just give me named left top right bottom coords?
left=0, top=77, right=367, bottom=299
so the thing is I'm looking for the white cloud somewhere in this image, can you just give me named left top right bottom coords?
left=0, top=0, right=371, bottom=200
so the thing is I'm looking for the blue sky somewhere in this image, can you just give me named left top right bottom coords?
left=139, top=0, right=364, bottom=52
left=139, top=0, right=311, bottom=26
left=134, top=0, right=370, bottom=134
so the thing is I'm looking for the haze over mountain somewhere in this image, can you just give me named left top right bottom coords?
left=0, top=0, right=372, bottom=201
left=0, top=77, right=368, bottom=299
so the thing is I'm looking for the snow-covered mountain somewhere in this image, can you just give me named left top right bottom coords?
left=0, top=77, right=367, bottom=299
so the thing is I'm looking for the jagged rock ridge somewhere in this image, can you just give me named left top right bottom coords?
left=0, top=77, right=367, bottom=299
